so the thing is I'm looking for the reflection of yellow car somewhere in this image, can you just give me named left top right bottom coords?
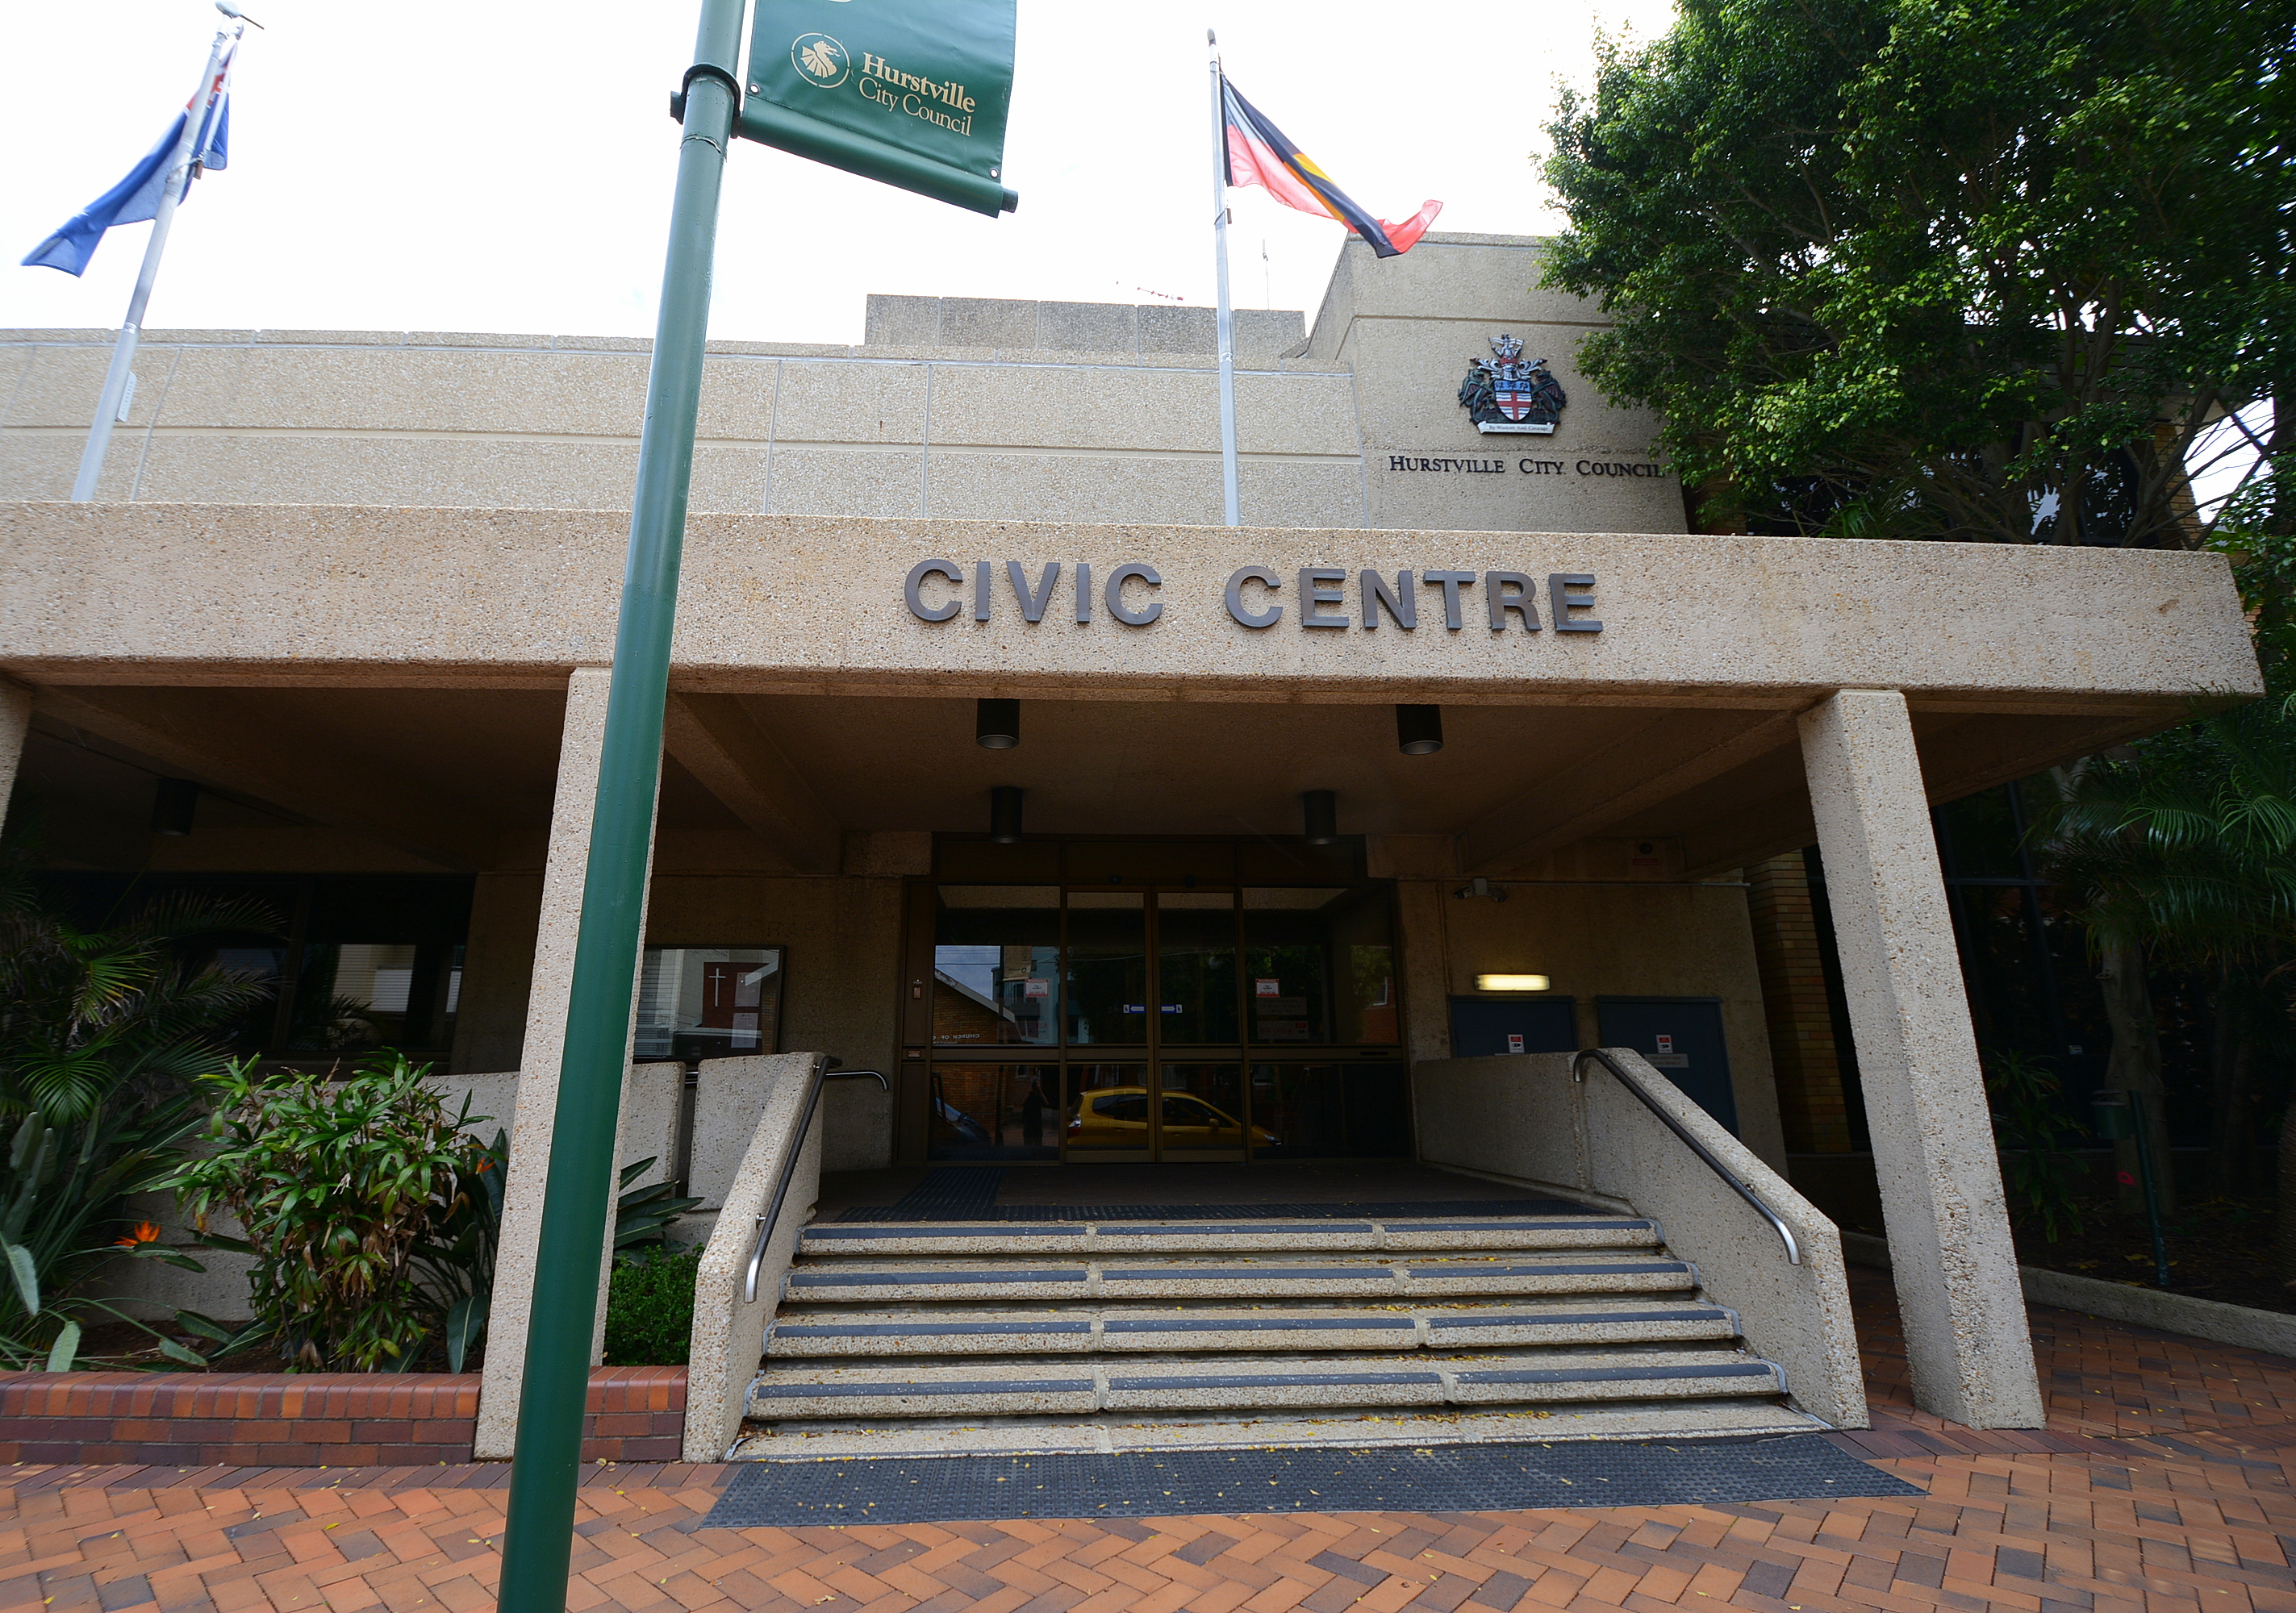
left=1066, top=1087, right=1279, bottom=1148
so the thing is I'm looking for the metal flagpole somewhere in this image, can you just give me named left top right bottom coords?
left=71, top=20, right=240, bottom=503
left=1208, top=30, right=1240, bottom=528
left=495, top=1, right=741, bottom=1608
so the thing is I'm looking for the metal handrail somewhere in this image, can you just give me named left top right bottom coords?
left=743, top=1067, right=889, bottom=1302
left=1572, top=1048, right=1800, bottom=1265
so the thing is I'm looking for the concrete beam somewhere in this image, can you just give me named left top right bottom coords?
left=1465, top=709, right=1801, bottom=873
left=662, top=693, right=837, bottom=873
left=33, top=684, right=497, bottom=870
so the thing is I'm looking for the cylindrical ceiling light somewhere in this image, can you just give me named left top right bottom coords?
left=1476, top=973, right=1551, bottom=993
left=1396, top=703, right=1444, bottom=755
left=989, top=786, right=1025, bottom=844
left=1301, top=789, right=1338, bottom=846
left=975, top=698, right=1020, bottom=750
left=151, top=777, right=198, bottom=837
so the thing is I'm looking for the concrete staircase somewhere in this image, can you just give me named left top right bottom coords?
left=730, top=1211, right=1822, bottom=1458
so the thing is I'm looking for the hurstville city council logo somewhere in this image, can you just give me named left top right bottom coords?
left=792, top=34, right=850, bottom=88
left=1459, top=335, right=1568, bottom=435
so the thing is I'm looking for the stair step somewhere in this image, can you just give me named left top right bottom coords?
left=748, top=1349, right=1782, bottom=1420
left=799, top=1218, right=1662, bottom=1258
left=728, top=1398, right=1827, bottom=1460
left=766, top=1301, right=1739, bottom=1357
left=783, top=1253, right=1695, bottom=1304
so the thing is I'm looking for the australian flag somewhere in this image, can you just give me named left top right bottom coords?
left=23, top=57, right=232, bottom=277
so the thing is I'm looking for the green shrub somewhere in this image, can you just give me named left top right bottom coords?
left=1985, top=1049, right=2088, bottom=1243
left=603, top=1247, right=699, bottom=1365
left=173, top=1052, right=493, bottom=1370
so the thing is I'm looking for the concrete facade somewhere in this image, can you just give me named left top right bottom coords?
left=1, top=236, right=1682, bottom=537
left=0, top=235, right=2261, bottom=1430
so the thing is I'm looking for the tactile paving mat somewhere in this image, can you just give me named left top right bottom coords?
left=699, top=1435, right=1918, bottom=1525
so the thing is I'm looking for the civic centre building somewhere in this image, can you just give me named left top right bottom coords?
left=0, top=233, right=2260, bottom=1457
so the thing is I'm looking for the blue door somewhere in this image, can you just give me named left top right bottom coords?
left=1595, top=997, right=1739, bottom=1135
left=1448, top=996, right=1577, bottom=1058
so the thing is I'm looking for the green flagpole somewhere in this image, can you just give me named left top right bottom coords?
left=495, top=2, right=742, bottom=1607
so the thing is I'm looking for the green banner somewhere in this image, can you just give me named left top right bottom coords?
left=741, top=0, right=1017, bottom=216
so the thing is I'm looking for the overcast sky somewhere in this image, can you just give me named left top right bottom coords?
left=1, top=1, right=1676, bottom=344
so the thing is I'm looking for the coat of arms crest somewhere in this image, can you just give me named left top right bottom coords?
left=1458, top=335, right=1566, bottom=434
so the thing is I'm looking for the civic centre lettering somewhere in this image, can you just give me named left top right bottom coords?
left=903, top=558, right=1601, bottom=635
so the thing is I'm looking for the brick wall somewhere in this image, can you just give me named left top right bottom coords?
left=1744, top=852, right=1856, bottom=1152
left=0, top=1365, right=684, bottom=1467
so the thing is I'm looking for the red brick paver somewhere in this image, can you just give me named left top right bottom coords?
left=8, top=1272, right=2296, bottom=1613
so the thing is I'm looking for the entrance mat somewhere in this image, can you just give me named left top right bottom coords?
left=699, top=1435, right=1918, bottom=1525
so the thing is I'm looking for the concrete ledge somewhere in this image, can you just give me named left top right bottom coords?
left=1840, top=1231, right=2296, bottom=1360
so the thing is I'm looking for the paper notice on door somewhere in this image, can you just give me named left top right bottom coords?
left=1506, top=1033, right=1525, bottom=1054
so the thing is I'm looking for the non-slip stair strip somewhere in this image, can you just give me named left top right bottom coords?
left=772, top=1321, right=1096, bottom=1339
left=1430, top=1308, right=1726, bottom=1327
left=755, top=1379, right=1094, bottom=1399
left=1100, top=1317, right=1414, bottom=1334
left=752, top=1360, right=1776, bottom=1402
left=701, top=1433, right=1919, bottom=1523
left=802, top=1218, right=1657, bottom=1242
left=768, top=1310, right=1722, bottom=1340
left=788, top=1269, right=1087, bottom=1286
left=834, top=1198, right=1604, bottom=1223
left=1458, top=1363, right=1776, bottom=1385
left=1107, top=1371, right=1441, bottom=1390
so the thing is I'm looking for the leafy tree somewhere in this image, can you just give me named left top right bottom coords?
left=2040, top=673, right=2296, bottom=1202
left=1540, top=0, right=2295, bottom=544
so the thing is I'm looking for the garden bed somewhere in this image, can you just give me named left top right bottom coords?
left=2007, top=1192, right=2290, bottom=1315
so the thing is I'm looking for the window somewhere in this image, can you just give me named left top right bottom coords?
left=634, top=946, right=786, bottom=1062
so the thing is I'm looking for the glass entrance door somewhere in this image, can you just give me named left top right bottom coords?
left=1060, top=890, right=1248, bottom=1161
left=922, top=860, right=1407, bottom=1164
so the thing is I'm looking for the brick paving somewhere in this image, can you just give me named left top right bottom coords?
left=9, top=1270, right=2296, bottom=1613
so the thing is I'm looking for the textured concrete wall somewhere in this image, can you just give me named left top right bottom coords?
left=0, top=325, right=1364, bottom=531
left=1413, top=1050, right=1866, bottom=1428
left=0, top=242, right=1697, bottom=536
left=686, top=1052, right=824, bottom=1463
left=1436, top=880, right=1789, bottom=1172
left=0, top=505, right=2256, bottom=711
left=1307, top=235, right=1685, bottom=536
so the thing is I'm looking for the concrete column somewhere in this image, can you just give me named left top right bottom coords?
left=0, top=677, right=31, bottom=832
left=1393, top=881, right=1452, bottom=1065
left=475, top=668, right=662, bottom=1458
left=1797, top=690, right=2043, bottom=1428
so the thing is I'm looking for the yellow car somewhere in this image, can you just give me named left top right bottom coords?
left=1065, top=1087, right=1279, bottom=1149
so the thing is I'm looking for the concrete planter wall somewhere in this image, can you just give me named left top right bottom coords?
left=1839, top=1231, right=2296, bottom=1359
left=0, top=1365, right=684, bottom=1467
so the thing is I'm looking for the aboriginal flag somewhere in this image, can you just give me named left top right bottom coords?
left=1220, top=73, right=1440, bottom=256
